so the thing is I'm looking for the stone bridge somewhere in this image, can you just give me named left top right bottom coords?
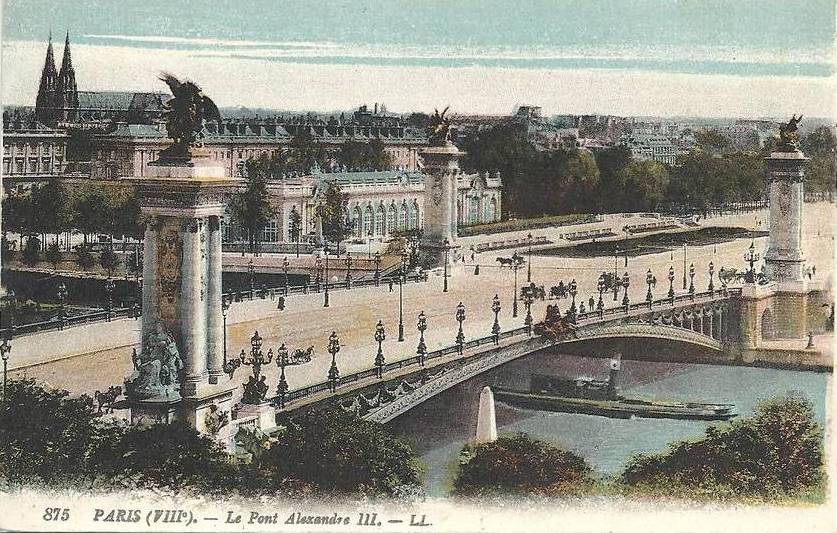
left=267, top=288, right=742, bottom=424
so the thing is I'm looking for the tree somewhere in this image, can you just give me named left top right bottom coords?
left=287, top=130, right=328, bottom=173
left=621, top=394, right=824, bottom=497
left=336, top=139, right=392, bottom=171
left=22, top=236, right=41, bottom=266
left=100, top=247, right=120, bottom=276
left=453, top=433, right=592, bottom=496
left=88, top=422, right=237, bottom=493
left=319, top=181, right=351, bottom=249
left=75, top=245, right=96, bottom=270
left=259, top=409, right=421, bottom=495
left=695, top=128, right=732, bottom=154
left=31, top=181, right=74, bottom=245
left=229, top=154, right=276, bottom=255
left=593, top=146, right=632, bottom=213
left=622, top=160, right=670, bottom=212
left=801, top=126, right=836, bottom=195
left=0, top=379, right=100, bottom=485
left=288, top=208, right=302, bottom=257
left=45, top=241, right=62, bottom=270
left=66, top=129, right=95, bottom=162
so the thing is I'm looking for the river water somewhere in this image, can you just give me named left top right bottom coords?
left=387, top=350, right=831, bottom=496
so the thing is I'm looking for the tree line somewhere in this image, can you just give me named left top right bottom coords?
left=462, top=122, right=836, bottom=218
left=1, top=378, right=823, bottom=503
left=2, top=180, right=142, bottom=249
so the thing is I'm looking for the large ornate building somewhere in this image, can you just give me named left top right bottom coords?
left=222, top=168, right=502, bottom=246
left=5, top=33, right=503, bottom=240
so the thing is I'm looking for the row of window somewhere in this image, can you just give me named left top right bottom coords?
left=351, top=202, right=420, bottom=238
left=2, top=157, right=60, bottom=174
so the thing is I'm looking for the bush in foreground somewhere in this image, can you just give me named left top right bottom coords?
left=453, top=434, right=592, bottom=496
left=255, top=409, right=422, bottom=496
left=620, top=394, right=824, bottom=498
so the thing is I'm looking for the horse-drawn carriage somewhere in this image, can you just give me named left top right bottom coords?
left=533, top=304, right=577, bottom=341
left=496, top=252, right=526, bottom=269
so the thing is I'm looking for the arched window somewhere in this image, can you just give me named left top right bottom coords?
left=363, top=206, right=374, bottom=237
left=488, top=197, right=498, bottom=222
left=398, top=203, right=408, bottom=230
left=353, top=206, right=363, bottom=237
left=468, top=196, right=480, bottom=224
left=374, top=204, right=385, bottom=236
left=386, top=204, right=396, bottom=235
left=408, top=202, right=419, bottom=230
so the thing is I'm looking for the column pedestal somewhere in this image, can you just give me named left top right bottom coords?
left=420, top=142, right=464, bottom=267
left=124, top=151, right=239, bottom=439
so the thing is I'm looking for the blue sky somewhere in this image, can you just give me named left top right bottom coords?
left=2, top=0, right=835, bottom=117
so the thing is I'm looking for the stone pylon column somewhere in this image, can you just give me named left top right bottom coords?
left=206, top=215, right=224, bottom=384
left=765, top=149, right=806, bottom=283
left=180, top=218, right=207, bottom=397
left=126, top=150, right=239, bottom=432
left=141, top=221, right=159, bottom=343
left=420, top=142, right=463, bottom=266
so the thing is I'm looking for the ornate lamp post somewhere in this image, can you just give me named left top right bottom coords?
left=374, top=320, right=386, bottom=378
left=398, top=250, right=407, bottom=342
left=708, top=261, right=715, bottom=293
left=373, top=251, right=381, bottom=287
left=247, top=258, right=255, bottom=295
left=416, top=311, right=427, bottom=366
left=345, top=251, right=353, bottom=289
left=527, top=233, right=533, bottom=283
left=314, top=256, right=323, bottom=292
left=682, top=243, right=687, bottom=289
left=491, top=294, right=501, bottom=345
left=512, top=259, right=520, bottom=318
left=220, top=296, right=239, bottom=377
left=273, top=340, right=314, bottom=408
left=597, top=273, right=606, bottom=312
left=523, top=286, right=534, bottom=334
left=622, top=272, right=630, bottom=309
left=239, top=330, right=274, bottom=404
left=327, top=331, right=340, bottom=392
left=104, top=277, right=115, bottom=321
left=455, top=302, right=466, bottom=355
left=667, top=265, right=675, bottom=302
left=688, top=263, right=695, bottom=296
left=645, top=268, right=653, bottom=308
left=282, top=256, right=290, bottom=295
left=324, top=245, right=330, bottom=307
left=56, top=281, right=68, bottom=330
left=1, top=331, right=11, bottom=405
left=275, top=343, right=290, bottom=408
left=744, top=241, right=759, bottom=284
left=719, top=266, right=727, bottom=291
left=568, top=279, right=578, bottom=321
left=443, top=238, right=449, bottom=293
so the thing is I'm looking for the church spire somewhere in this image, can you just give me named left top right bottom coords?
left=56, top=30, right=79, bottom=122
left=35, top=32, right=59, bottom=124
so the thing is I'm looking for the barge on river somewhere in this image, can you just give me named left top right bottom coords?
left=494, top=355, right=736, bottom=421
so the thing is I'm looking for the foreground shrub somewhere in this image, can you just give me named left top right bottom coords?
left=453, top=433, right=592, bottom=496
left=621, top=394, right=824, bottom=497
left=0, top=379, right=99, bottom=484
left=258, top=409, right=422, bottom=496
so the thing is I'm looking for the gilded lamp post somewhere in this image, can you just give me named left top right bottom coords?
left=374, top=320, right=386, bottom=378
left=455, top=302, right=466, bottom=355
left=327, top=331, right=340, bottom=392
left=491, top=294, right=501, bottom=345
left=416, top=311, right=427, bottom=366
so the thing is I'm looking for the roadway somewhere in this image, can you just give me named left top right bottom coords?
left=10, top=203, right=835, bottom=402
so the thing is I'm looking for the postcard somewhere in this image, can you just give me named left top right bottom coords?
left=0, top=1, right=834, bottom=532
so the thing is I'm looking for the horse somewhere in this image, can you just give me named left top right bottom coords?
left=496, top=257, right=515, bottom=268
left=291, top=346, right=314, bottom=364
left=94, top=385, right=122, bottom=414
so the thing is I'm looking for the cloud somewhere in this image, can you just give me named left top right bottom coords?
left=3, top=40, right=835, bottom=118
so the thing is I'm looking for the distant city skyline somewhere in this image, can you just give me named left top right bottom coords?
left=2, top=0, right=835, bottom=119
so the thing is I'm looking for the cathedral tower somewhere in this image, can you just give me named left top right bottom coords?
left=34, top=32, right=58, bottom=124
left=56, top=31, right=79, bottom=122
